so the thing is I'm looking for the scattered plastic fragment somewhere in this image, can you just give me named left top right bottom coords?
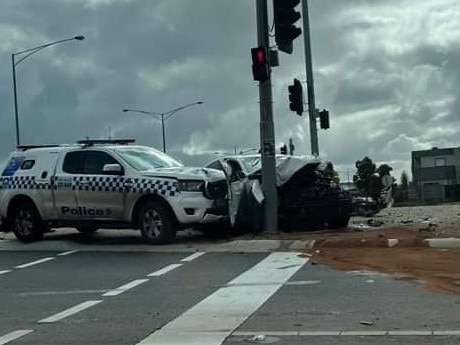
left=251, top=335, right=266, bottom=342
left=360, top=321, right=374, bottom=326
left=400, top=220, right=413, bottom=224
left=367, top=219, right=384, bottom=227
left=419, top=223, right=437, bottom=232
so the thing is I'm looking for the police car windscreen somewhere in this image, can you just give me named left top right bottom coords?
left=114, top=147, right=183, bottom=171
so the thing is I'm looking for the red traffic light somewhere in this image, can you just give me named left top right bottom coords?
left=251, top=47, right=268, bottom=64
left=251, top=47, right=270, bottom=82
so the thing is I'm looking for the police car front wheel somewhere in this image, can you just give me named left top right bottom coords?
left=10, top=202, right=44, bottom=243
left=138, top=200, right=177, bottom=244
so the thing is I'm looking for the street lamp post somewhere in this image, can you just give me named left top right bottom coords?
left=12, top=35, right=85, bottom=146
left=123, top=101, right=203, bottom=153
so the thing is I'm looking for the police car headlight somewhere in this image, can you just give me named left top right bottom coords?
left=178, top=180, right=204, bottom=192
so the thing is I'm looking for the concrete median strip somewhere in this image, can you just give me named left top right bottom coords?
left=232, top=329, right=460, bottom=337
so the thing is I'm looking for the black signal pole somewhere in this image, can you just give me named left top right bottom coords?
left=256, top=0, right=278, bottom=233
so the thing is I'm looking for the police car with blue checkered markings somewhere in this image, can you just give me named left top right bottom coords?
left=0, top=139, right=228, bottom=244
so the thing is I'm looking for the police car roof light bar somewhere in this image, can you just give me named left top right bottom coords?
left=76, top=139, right=136, bottom=146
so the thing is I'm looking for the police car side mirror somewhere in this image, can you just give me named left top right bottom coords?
left=102, top=164, right=123, bottom=175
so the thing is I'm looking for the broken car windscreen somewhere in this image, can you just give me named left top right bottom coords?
left=115, top=147, right=183, bottom=171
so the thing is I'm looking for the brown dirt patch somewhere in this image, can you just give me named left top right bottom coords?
left=311, top=227, right=431, bottom=248
left=305, top=247, right=460, bottom=295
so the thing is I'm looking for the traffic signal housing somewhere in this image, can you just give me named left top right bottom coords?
left=274, top=0, right=302, bottom=54
left=288, top=78, right=303, bottom=115
left=280, top=145, right=288, bottom=155
left=319, top=109, right=330, bottom=129
left=251, top=46, right=270, bottom=82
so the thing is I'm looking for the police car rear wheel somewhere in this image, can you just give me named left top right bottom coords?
left=10, top=203, right=44, bottom=243
left=138, top=201, right=176, bottom=244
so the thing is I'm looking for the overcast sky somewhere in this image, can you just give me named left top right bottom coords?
left=1, top=0, right=459, bottom=182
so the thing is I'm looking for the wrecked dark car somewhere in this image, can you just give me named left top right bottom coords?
left=203, top=154, right=353, bottom=232
left=351, top=186, right=393, bottom=217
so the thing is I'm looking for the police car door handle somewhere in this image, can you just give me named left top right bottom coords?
left=124, top=179, right=133, bottom=187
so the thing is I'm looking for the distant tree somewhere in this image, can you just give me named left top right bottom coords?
left=393, top=170, right=410, bottom=202
left=353, top=157, right=393, bottom=201
left=353, top=157, right=376, bottom=197
left=377, top=164, right=393, bottom=178
left=400, top=170, right=409, bottom=201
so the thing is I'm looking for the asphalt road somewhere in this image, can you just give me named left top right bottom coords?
left=1, top=233, right=460, bottom=345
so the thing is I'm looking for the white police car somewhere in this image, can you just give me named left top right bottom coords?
left=0, top=139, right=227, bottom=244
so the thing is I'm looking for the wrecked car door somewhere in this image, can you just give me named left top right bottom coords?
left=221, top=159, right=246, bottom=227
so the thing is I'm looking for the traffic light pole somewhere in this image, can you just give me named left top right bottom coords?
left=302, top=0, right=319, bottom=156
left=256, top=0, right=278, bottom=233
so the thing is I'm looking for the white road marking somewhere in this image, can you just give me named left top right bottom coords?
left=0, top=270, right=11, bottom=275
left=57, top=250, right=78, bottom=256
left=19, top=289, right=108, bottom=297
left=298, top=331, right=341, bottom=336
left=285, top=280, right=321, bottom=286
left=233, top=331, right=299, bottom=336
left=135, top=252, right=308, bottom=345
left=0, top=330, right=34, bottom=345
left=147, top=263, right=183, bottom=277
left=181, top=252, right=205, bottom=262
left=15, top=257, right=55, bottom=269
left=103, top=279, right=149, bottom=297
left=341, top=331, right=388, bottom=336
left=38, top=300, right=102, bottom=323
left=388, top=330, right=433, bottom=336
left=433, top=330, right=460, bottom=336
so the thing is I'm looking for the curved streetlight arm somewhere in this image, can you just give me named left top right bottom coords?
left=122, top=109, right=162, bottom=120
left=14, top=36, right=84, bottom=66
left=163, top=101, right=203, bottom=120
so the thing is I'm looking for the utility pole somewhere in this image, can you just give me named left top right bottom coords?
left=301, top=0, right=319, bottom=156
left=256, top=0, right=278, bottom=233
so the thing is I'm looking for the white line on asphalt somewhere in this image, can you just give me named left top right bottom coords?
left=233, top=331, right=299, bottom=336
left=147, top=263, right=183, bottom=277
left=388, top=330, right=433, bottom=336
left=135, top=252, right=309, bottom=345
left=181, top=252, right=205, bottom=262
left=285, top=280, right=321, bottom=286
left=0, top=270, right=11, bottom=275
left=298, top=331, right=341, bottom=336
left=19, top=289, right=108, bottom=297
left=38, top=300, right=102, bottom=323
left=15, top=257, right=55, bottom=269
left=57, top=250, right=78, bottom=256
left=341, top=331, right=388, bottom=336
left=0, top=330, right=34, bottom=345
left=102, top=279, right=149, bottom=297
left=433, top=330, right=460, bottom=336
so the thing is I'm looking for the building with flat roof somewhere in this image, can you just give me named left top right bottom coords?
left=412, top=147, right=460, bottom=200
